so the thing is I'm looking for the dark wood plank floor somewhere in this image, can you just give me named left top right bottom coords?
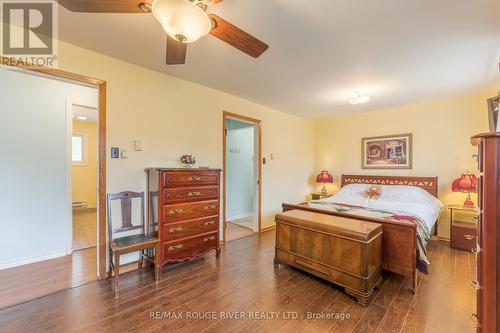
left=0, top=247, right=97, bottom=310
left=0, top=231, right=476, bottom=333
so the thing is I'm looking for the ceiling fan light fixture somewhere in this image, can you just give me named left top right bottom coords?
left=349, top=92, right=371, bottom=105
left=152, top=0, right=212, bottom=43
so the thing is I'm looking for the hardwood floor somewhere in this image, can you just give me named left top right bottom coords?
left=73, top=208, right=97, bottom=251
left=0, top=247, right=97, bottom=310
left=230, top=216, right=254, bottom=230
left=226, top=221, right=255, bottom=242
left=0, top=231, right=475, bottom=333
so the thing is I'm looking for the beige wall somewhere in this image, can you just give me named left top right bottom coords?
left=314, top=92, right=493, bottom=238
left=72, top=120, right=98, bottom=209
left=58, top=41, right=314, bottom=230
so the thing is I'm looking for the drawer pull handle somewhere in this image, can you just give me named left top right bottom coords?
left=168, top=209, right=184, bottom=215
left=470, top=281, right=482, bottom=295
left=204, top=221, right=215, bottom=226
left=188, top=176, right=201, bottom=181
left=188, top=191, right=201, bottom=197
left=169, top=227, right=183, bottom=233
left=203, top=236, right=216, bottom=242
left=204, top=204, right=216, bottom=210
left=168, top=244, right=183, bottom=251
left=470, top=314, right=480, bottom=328
left=463, top=234, right=475, bottom=241
left=472, top=215, right=478, bottom=221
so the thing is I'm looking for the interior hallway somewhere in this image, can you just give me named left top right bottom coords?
left=72, top=208, right=97, bottom=251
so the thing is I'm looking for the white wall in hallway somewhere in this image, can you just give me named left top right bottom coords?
left=226, top=125, right=255, bottom=221
left=0, top=68, right=98, bottom=269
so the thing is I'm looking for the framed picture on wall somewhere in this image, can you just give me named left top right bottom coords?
left=487, top=95, right=499, bottom=132
left=362, top=133, right=413, bottom=169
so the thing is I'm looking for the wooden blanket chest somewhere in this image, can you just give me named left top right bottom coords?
left=274, top=209, right=383, bottom=305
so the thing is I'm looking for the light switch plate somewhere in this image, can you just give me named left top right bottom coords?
left=133, top=140, right=143, bottom=151
left=121, top=149, right=128, bottom=159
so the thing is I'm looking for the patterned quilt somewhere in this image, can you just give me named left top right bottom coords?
left=304, top=201, right=432, bottom=274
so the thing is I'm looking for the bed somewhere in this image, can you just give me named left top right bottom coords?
left=282, top=175, right=443, bottom=292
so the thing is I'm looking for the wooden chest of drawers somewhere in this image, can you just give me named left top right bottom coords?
left=146, top=168, right=221, bottom=269
left=471, top=132, right=500, bottom=332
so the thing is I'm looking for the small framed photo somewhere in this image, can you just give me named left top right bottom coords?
left=111, top=147, right=119, bottom=159
left=362, top=133, right=413, bottom=169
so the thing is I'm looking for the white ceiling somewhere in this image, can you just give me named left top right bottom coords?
left=73, top=104, right=98, bottom=122
left=58, top=0, right=500, bottom=118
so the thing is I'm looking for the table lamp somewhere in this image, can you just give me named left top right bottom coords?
left=451, top=172, right=478, bottom=208
left=316, top=170, right=333, bottom=195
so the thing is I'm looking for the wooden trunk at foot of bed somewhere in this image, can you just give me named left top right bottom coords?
left=282, top=203, right=417, bottom=287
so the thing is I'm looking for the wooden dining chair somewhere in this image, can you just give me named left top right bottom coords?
left=107, top=191, right=160, bottom=298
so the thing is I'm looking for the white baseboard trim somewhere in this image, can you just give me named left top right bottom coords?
left=227, top=213, right=253, bottom=222
left=0, top=251, right=68, bottom=270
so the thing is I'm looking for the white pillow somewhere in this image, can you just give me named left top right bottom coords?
left=335, top=183, right=443, bottom=211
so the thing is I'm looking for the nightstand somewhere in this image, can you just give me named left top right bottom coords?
left=448, top=204, right=477, bottom=251
left=311, top=192, right=333, bottom=200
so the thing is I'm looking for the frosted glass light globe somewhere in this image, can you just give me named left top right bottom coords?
left=152, top=0, right=212, bottom=43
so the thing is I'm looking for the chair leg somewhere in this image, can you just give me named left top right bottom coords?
left=138, top=250, right=143, bottom=269
left=107, top=248, right=113, bottom=279
left=154, top=244, right=160, bottom=284
left=114, top=252, right=120, bottom=298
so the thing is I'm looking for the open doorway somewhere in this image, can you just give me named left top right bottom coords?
left=0, top=66, right=104, bottom=309
left=71, top=105, right=98, bottom=252
left=223, top=112, right=262, bottom=242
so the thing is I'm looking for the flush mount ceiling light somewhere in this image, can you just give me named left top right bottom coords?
left=151, top=0, right=212, bottom=43
left=349, top=92, right=371, bottom=105
left=58, top=0, right=269, bottom=65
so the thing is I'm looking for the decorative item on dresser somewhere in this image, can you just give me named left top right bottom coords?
left=471, top=132, right=500, bottom=332
left=145, top=168, right=222, bottom=271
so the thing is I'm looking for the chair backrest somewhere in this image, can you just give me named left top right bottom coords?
left=149, top=190, right=158, bottom=231
left=106, top=191, right=145, bottom=242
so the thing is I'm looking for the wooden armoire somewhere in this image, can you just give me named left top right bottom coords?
left=471, top=132, right=500, bottom=332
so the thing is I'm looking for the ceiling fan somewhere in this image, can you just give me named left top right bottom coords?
left=57, top=0, right=269, bottom=65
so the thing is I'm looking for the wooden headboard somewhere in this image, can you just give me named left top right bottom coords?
left=341, top=174, right=439, bottom=197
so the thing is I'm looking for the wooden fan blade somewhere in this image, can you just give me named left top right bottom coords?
left=208, top=14, right=268, bottom=58
left=166, top=35, right=187, bottom=65
left=57, top=0, right=148, bottom=13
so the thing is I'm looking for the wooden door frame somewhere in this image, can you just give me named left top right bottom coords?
left=2, top=58, right=108, bottom=280
left=222, top=111, right=262, bottom=242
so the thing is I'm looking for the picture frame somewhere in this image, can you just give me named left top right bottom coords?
left=362, top=133, right=413, bottom=169
left=487, top=96, right=499, bottom=132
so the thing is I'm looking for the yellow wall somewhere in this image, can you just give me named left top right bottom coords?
left=72, top=120, right=98, bottom=208
left=58, top=41, right=315, bottom=229
left=314, top=91, right=494, bottom=238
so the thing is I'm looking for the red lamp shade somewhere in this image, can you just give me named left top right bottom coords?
left=316, top=170, right=334, bottom=184
left=316, top=170, right=333, bottom=195
left=451, top=172, right=478, bottom=208
left=451, top=173, right=478, bottom=193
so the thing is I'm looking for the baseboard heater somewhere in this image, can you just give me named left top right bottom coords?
left=72, top=201, right=88, bottom=209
